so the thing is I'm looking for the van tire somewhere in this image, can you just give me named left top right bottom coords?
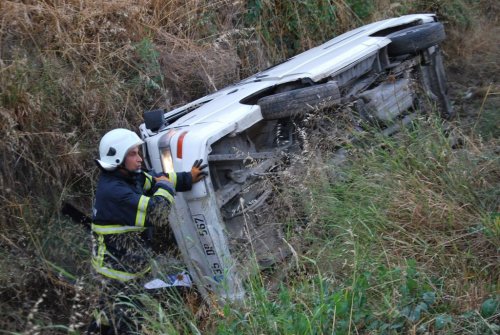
left=422, top=48, right=455, bottom=119
left=258, top=82, right=341, bottom=120
left=387, top=22, right=446, bottom=56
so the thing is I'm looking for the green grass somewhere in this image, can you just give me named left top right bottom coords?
left=205, top=116, right=499, bottom=334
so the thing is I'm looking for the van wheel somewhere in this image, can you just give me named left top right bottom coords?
left=258, top=82, right=341, bottom=120
left=387, top=22, right=446, bottom=56
left=421, top=48, right=455, bottom=119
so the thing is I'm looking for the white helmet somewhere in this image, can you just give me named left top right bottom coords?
left=96, top=128, right=144, bottom=171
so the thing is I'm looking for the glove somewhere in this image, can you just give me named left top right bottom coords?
left=191, top=159, right=208, bottom=183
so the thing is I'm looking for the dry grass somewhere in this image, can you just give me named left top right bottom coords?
left=0, top=1, right=250, bottom=332
left=441, top=1, right=500, bottom=81
left=0, top=0, right=251, bottom=212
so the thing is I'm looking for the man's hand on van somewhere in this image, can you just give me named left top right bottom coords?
left=191, top=159, right=208, bottom=183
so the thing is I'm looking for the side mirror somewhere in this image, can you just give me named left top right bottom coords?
left=144, top=109, right=165, bottom=132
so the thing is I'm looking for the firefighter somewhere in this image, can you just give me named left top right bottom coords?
left=88, top=128, right=206, bottom=334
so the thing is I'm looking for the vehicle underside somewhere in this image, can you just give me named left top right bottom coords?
left=208, top=38, right=452, bottom=272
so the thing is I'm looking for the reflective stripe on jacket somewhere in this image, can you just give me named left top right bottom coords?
left=91, top=169, right=191, bottom=281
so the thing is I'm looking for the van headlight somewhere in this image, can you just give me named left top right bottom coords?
left=159, top=130, right=176, bottom=173
left=160, top=147, right=174, bottom=173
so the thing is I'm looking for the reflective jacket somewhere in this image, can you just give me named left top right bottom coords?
left=91, top=169, right=192, bottom=281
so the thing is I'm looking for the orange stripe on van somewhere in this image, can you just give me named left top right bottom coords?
left=177, top=131, right=188, bottom=159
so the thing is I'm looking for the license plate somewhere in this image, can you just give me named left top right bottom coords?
left=192, top=214, right=224, bottom=282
